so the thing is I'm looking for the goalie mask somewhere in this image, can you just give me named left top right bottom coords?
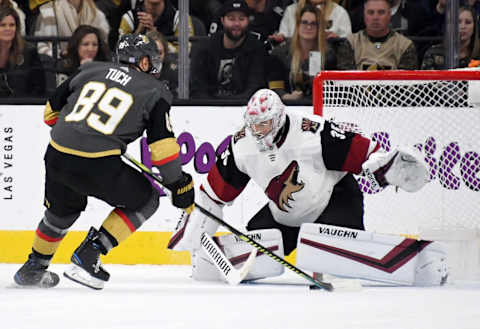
left=244, top=89, right=286, bottom=151
left=114, top=33, right=162, bottom=74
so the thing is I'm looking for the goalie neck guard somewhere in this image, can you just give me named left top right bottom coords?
left=244, top=89, right=286, bottom=152
left=114, top=33, right=162, bottom=74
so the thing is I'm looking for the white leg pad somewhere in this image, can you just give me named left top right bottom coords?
left=296, top=223, right=448, bottom=286
left=192, top=229, right=285, bottom=282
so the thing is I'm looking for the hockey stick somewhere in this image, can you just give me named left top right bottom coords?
left=122, top=153, right=255, bottom=285
left=200, top=232, right=257, bottom=285
left=122, top=153, right=334, bottom=291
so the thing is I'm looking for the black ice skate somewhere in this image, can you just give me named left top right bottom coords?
left=14, top=253, right=59, bottom=288
left=63, top=227, right=110, bottom=290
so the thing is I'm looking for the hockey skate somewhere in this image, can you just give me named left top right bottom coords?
left=64, top=227, right=110, bottom=290
left=14, top=253, right=60, bottom=288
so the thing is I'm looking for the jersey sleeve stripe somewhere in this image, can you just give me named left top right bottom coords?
left=149, top=138, right=181, bottom=165
left=43, top=101, right=59, bottom=126
left=341, top=135, right=373, bottom=174
left=207, top=164, right=246, bottom=203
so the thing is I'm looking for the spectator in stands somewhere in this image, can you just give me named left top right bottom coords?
left=0, top=7, right=45, bottom=97
left=119, top=0, right=206, bottom=53
left=56, top=25, right=111, bottom=85
left=190, top=0, right=267, bottom=99
left=272, top=0, right=351, bottom=43
left=268, top=4, right=354, bottom=101
left=349, top=0, right=433, bottom=36
left=34, top=0, right=110, bottom=58
left=422, top=5, right=480, bottom=70
left=94, top=0, right=132, bottom=50
left=336, top=0, right=417, bottom=70
left=210, top=0, right=288, bottom=52
left=146, top=30, right=179, bottom=97
left=0, top=0, right=25, bottom=35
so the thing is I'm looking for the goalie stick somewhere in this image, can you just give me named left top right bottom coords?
left=122, top=152, right=334, bottom=291
left=200, top=232, right=257, bottom=285
left=122, top=153, right=256, bottom=285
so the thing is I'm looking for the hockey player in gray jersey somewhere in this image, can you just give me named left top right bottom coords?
left=169, top=88, right=448, bottom=287
left=13, top=34, right=195, bottom=290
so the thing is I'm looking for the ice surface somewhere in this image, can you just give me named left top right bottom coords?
left=1, top=264, right=479, bottom=329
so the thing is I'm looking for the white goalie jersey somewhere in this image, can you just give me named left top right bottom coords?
left=201, top=110, right=379, bottom=227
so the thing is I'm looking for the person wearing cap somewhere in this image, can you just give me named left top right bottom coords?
left=190, top=0, right=268, bottom=99
left=208, top=0, right=289, bottom=52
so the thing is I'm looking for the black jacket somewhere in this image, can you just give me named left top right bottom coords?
left=0, top=43, right=45, bottom=98
left=190, top=32, right=267, bottom=99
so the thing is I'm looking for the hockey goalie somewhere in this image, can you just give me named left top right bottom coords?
left=168, top=88, right=448, bottom=287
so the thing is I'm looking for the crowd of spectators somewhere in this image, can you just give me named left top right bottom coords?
left=0, top=0, right=479, bottom=102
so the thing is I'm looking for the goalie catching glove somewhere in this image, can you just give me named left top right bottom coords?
left=165, top=172, right=195, bottom=214
left=362, top=146, right=429, bottom=192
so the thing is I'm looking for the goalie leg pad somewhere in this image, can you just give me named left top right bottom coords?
left=362, top=146, right=429, bottom=192
left=192, top=229, right=285, bottom=282
left=296, top=223, right=448, bottom=286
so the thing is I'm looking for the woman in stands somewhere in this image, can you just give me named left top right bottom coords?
left=271, top=0, right=351, bottom=43
left=146, top=30, right=179, bottom=98
left=0, top=0, right=25, bottom=35
left=422, top=5, right=480, bottom=69
left=34, top=0, right=110, bottom=58
left=0, top=7, right=45, bottom=97
left=56, top=25, right=110, bottom=85
left=267, top=4, right=354, bottom=101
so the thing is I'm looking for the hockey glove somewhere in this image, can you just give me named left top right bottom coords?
left=362, top=146, right=429, bottom=192
left=166, top=172, right=195, bottom=214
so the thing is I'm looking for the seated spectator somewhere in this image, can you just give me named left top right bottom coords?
left=268, top=4, right=354, bottom=101
left=210, top=0, right=288, bottom=52
left=0, top=7, right=45, bottom=97
left=350, top=0, right=434, bottom=36
left=422, top=5, right=480, bottom=70
left=0, top=0, right=25, bottom=35
left=146, top=30, right=179, bottom=97
left=273, top=0, right=351, bottom=43
left=337, top=0, right=417, bottom=70
left=56, top=25, right=111, bottom=85
left=119, top=0, right=206, bottom=53
left=190, top=0, right=267, bottom=99
left=34, top=0, right=110, bottom=58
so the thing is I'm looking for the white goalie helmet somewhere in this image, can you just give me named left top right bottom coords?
left=244, top=89, right=286, bottom=151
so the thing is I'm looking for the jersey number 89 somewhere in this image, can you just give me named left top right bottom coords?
left=65, top=81, right=133, bottom=135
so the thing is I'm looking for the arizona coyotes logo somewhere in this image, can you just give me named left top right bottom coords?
left=301, top=118, right=320, bottom=133
left=233, top=127, right=246, bottom=144
left=265, top=161, right=305, bottom=212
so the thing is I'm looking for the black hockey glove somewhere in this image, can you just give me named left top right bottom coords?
left=165, top=172, right=195, bottom=214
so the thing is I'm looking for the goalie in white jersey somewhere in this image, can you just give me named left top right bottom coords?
left=169, top=89, right=448, bottom=286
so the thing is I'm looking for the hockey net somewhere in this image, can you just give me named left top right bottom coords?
left=314, top=70, right=480, bottom=280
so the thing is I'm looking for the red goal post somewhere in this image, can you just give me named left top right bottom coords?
left=313, top=70, right=480, bottom=280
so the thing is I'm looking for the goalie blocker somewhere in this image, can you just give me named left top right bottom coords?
left=297, top=224, right=448, bottom=286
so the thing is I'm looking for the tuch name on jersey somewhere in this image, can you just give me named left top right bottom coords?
left=105, top=68, right=132, bottom=86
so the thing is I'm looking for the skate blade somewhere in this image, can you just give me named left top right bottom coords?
left=63, top=264, right=105, bottom=290
left=13, top=271, right=59, bottom=289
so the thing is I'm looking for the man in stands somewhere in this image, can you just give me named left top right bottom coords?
left=169, top=88, right=448, bottom=287
left=337, top=0, right=417, bottom=70
left=190, top=0, right=267, bottom=99
left=13, top=34, right=194, bottom=290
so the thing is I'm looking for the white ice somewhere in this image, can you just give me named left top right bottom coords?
left=1, top=264, right=479, bottom=329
